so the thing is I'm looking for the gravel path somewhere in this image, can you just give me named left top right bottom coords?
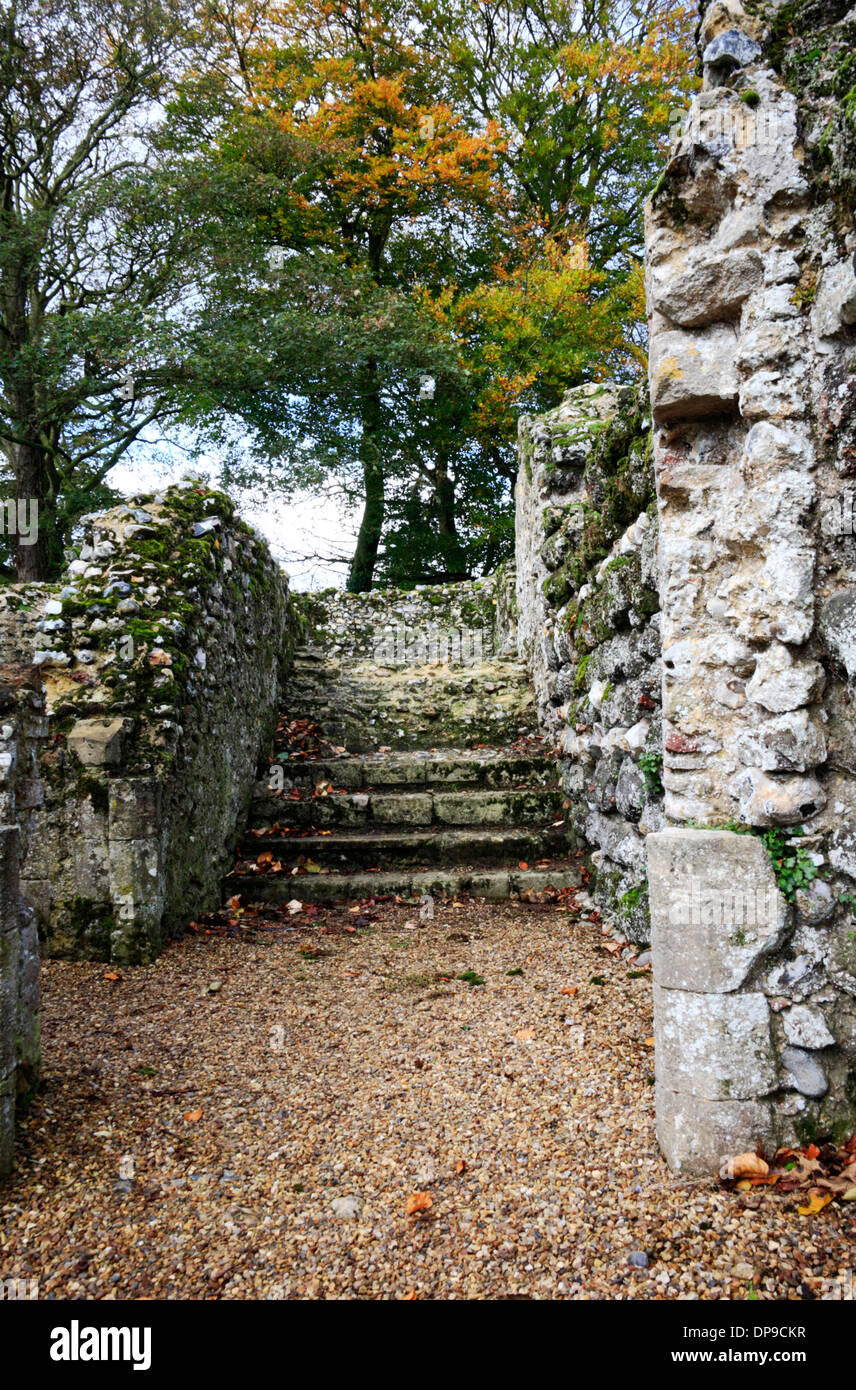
left=2, top=897, right=853, bottom=1300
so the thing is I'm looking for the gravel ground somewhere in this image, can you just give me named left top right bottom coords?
left=2, top=897, right=854, bottom=1301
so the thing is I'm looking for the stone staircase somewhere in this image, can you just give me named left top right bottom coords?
left=226, top=582, right=581, bottom=905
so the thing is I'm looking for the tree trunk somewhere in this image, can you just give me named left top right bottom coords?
left=435, top=461, right=468, bottom=582
left=13, top=442, right=51, bottom=582
left=347, top=366, right=384, bottom=593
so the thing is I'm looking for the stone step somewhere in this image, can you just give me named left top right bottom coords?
left=264, top=745, right=558, bottom=792
left=228, top=864, right=582, bottom=904
left=249, top=785, right=566, bottom=830
left=237, top=823, right=571, bottom=869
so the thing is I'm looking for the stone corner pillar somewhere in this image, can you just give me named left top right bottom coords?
left=647, top=828, right=784, bottom=1173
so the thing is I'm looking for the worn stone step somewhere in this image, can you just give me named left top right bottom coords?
left=249, top=785, right=565, bottom=829
left=230, top=864, right=582, bottom=904
left=238, top=823, right=571, bottom=869
left=264, top=746, right=559, bottom=792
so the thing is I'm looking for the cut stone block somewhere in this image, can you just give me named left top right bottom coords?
left=67, top=717, right=127, bottom=768
left=648, top=829, right=784, bottom=992
left=656, top=1088, right=777, bottom=1175
left=108, top=779, right=163, bottom=841
left=654, top=983, right=777, bottom=1101
left=649, top=326, right=739, bottom=422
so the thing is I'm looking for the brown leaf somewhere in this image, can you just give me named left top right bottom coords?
left=455, top=1160, right=468, bottom=1175
left=518, top=861, right=529, bottom=870
left=405, top=1192, right=433, bottom=1218
left=560, top=985, right=579, bottom=997
left=183, top=1109, right=202, bottom=1124
left=797, top=1190, right=834, bottom=1216
left=103, top=970, right=123, bottom=982
left=721, top=1152, right=769, bottom=1180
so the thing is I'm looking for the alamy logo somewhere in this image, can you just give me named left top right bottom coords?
left=0, top=498, right=38, bottom=546
left=669, top=876, right=781, bottom=930
left=0, top=1276, right=38, bottom=1299
left=50, top=1321, right=152, bottom=1372
left=373, top=624, right=490, bottom=667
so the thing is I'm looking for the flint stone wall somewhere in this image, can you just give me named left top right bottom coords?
left=0, top=670, right=45, bottom=1177
left=290, top=573, right=539, bottom=750
left=515, top=382, right=662, bottom=940
left=645, top=0, right=856, bottom=1169
left=0, top=484, right=300, bottom=965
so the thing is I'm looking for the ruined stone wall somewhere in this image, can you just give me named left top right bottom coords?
left=0, top=484, right=300, bottom=965
left=0, top=670, right=45, bottom=1177
left=646, top=0, right=856, bottom=1169
left=290, top=575, right=538, bottom=750
left=515, top=382, right=662, bottom=940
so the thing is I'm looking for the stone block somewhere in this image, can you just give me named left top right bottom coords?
left=735, top=710, right=826, bottom=773
left=654, top=983, right=777, bottom=1101
left=728, top=767, right=826, bottom=826
left=656, top=1088, right=777, bottom=1175
left=650, top=249, right=762, bottom=327
left=108, top=838, right=163, bottom=908
left=819, top=589, right=856, bottom=679
left=814, top=258, right=856, bottom=339
left=648, top=829, right=784, bottom=992
left=649, top=326, right=739, bottom=422
left=109, top=779, right=163, bottom=841
left=67, top=717, right=127, bottom=768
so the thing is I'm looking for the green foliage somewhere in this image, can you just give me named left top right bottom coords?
left=724, top=821, right=818, bottom=902
left=638, top=750, right=663, bottom=798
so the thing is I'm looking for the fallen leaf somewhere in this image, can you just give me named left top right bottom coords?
left=518, top=861, right=529, bottom=870
left=183, top=1109, right=202, bottom=1124
left=286, top=900, right=303, bottom=915
left=643, top=1036, right=655, bottom=1048
left=797, top=1191, right=834, bottom=1216
left=560, top=985, right=579, bottom=997
left=405, top=1192, right=433, bottom=1218
left=455, top=1160, right=468, bottom=1175
left=515, top=1028, right=536, bottom=1041
left=721, top=1152, right=769, bottom=1180
left=103, top=970, right=122, bottom=982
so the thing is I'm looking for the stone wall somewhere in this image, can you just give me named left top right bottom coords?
left=0, top=484, right=300, bottom=965
left=515, top=382, right=662, bottom=940
left=289, top=575, right=538, bottom=750
left=645, top=0, right=856, bottom=1168
left=0, top=669, right=45, bottom=1177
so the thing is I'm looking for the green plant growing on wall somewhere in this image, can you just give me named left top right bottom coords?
left=638, top=749, right=663, bottom=797
left=724, top=821, right=818, bottom=902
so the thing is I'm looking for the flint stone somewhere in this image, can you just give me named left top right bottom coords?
left=782, top=1006, right=834, bottom=1050
left=702, top=28, right=762, bottom=68
left=656, top=1089, right=776, bottom=1175
left=654, top=983, right=777, bottom=1101
left=735, top=710, right=826, bottom=773
left=745, top=644, right=824, bottom=713
left=814, top=258, right=856, bottom=338
left=648, top=830, right=785, bottom=992
left=729, top=767, right=826, bottom=827
left=649, top=326, right=739, bottom=422
left=795, top=880, right=834, bottom=925
left=781, top=1046, right=828, bottom=1098
left=819, top=589, right=856, bottom=678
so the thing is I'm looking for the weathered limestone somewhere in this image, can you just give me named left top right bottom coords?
left=645, top=0, right=856, bottom=1167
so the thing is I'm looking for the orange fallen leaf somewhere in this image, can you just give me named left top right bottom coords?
left=405, top=1192, right=433, bottom=1218
left=183, top=1109, right=202, bottom=1124
left=518, top=861, right=529, bottom=870
left=515, top=1028, right=536, bottom=1041
left=455, top=1160, right=468, bottom=1175
left=402, top=1289, right=419, bottom=1300
left=643, top=1036, right=655, bottom=1048
left=103, top=970, right=122, bottom=982
left=226, top=895, right=241, bottom=909
left=805, top=1143, right=820, bottom=1160
left=798, top=1190, right=834, bottom=1216
left=721, top=1152, right=769, bottom=1180
left=560, top=985, right=579, bottom=997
